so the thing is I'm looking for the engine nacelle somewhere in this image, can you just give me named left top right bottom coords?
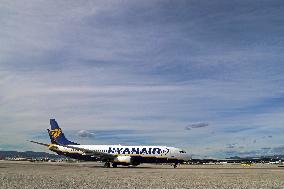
left=114, top=156, right=132, bottom=165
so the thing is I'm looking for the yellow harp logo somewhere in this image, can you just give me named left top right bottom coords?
left=50, top=129, right=62, bottom=139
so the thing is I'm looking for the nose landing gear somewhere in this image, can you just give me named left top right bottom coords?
left=173, top=163, right=178, bottom=168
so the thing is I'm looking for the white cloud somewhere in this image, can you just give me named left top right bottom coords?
left=0, top=1, right=284, bottom=158
left=78, top=130, right=95, bottom=138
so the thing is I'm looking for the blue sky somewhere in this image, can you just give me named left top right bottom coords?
left=1, top=0, right=284, bottom=158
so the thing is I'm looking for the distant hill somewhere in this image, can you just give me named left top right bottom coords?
left=0, top=151, right=64, bottom=159
left=228, top=155, right=284, bottom=160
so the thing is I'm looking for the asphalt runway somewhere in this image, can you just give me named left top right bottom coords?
left=1, top=161, right=284, bottom=189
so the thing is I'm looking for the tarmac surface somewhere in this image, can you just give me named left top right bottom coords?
left=1, top=161, right=284, bottom=189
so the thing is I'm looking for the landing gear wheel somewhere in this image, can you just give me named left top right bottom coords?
left=104, top=162, right=110, bottom=168
left=173, top=163, right=178, bottom=168
left=112, top=163, right=117, bottom=168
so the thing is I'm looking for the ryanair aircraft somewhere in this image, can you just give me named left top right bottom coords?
left=30, top=119, right=191, bottom=168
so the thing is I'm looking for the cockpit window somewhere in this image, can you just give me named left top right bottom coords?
left=179, top=150, right=186, bottom=153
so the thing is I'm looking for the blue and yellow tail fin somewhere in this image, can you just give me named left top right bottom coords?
left=49, top=119, right=79, bottom=145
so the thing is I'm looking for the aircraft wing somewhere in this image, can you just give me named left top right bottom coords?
left=63, top=145, right=116, bottom=161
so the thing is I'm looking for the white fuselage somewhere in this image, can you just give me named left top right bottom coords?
left=56, top=144, right=191, bottom=163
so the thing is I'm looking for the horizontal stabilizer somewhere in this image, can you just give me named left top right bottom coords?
left=29, top=140, right=50, bottom=147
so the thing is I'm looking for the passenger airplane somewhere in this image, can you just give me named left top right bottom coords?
left=30, top=119, right=191, bottom=168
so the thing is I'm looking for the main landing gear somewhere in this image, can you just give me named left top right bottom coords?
left=103, top=162, right=110, bottom=168
left=103, top=162, right=118, bottom=168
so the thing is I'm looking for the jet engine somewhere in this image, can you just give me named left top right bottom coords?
left=114, top=156, right=132, bottom=165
